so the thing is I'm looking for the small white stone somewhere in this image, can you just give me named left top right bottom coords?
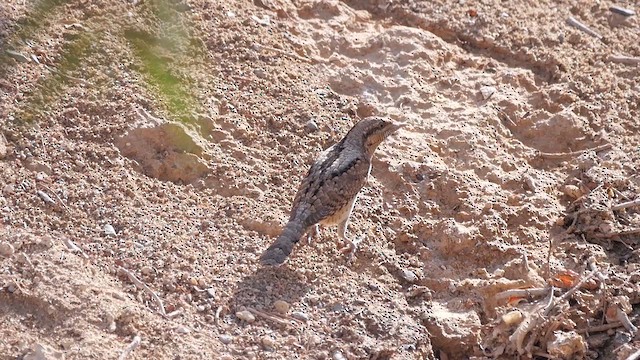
left=236, top=310, right=256, bottom=323
left=219, top=334, right=233, bottom=345
left=479, top=86, right=496, bottom=100
left=175, top=325, right=191, bottom=334
left=60, top=338, right=73, bottom=350
left=273, top=300, right=290, bottom=314
left=305, top=120, right=319, bottom=132
left=400, top=269, right=417, bottom=283
left=562, top=185, right=583, bottom=199
left=0, top=242, right=15, bottom=257
left=3, top=184, right=15, bottom=194
left=206, top=288, right=216, bottom=298
left=261, top=336, right=275, bottom=350
left=291, top=311, right=309, bottom=322
left=333, top=350, right=346, bottom=360
left=141, top=266, right=153, bottom=276
left=104, top=224, right=116, bottom=236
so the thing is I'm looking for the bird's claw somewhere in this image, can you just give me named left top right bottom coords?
left=340, top=234, right=366, bottom=264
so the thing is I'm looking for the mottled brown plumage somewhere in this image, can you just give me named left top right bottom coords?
left=260, top=117, right=404, bottom=266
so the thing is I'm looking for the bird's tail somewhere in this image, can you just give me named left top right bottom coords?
left=260, top=221, right=306, bottom=266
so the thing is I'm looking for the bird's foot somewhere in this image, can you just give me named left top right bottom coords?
left=339, top=234, right=365, bottom=264
left=303, top=225, right=320, bottom=246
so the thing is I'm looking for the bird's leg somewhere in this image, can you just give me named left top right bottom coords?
left=337, top=216, right=364, bottom=261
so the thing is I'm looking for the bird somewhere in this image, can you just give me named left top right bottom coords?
left=260, top=117, right=404, bottom=266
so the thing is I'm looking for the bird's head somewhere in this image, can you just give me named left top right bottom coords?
left=345, top=117, right=405, bottom=157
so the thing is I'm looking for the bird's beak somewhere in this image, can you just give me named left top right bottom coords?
left=391, top=121, right=406, bottom=133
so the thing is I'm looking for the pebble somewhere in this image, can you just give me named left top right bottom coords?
left=36, top=191, right=55, bottom=205
left=141, top=266, right=153, bottom=276
left=0, top=242, right=15, bottom=257
left=206, top=288, right=216, bottom=298
left=251, top=15, right=271, bottom=26
left=273, top=300, right=290, bottom=314
left=305, top=120, right=319, bottom=132
left=609, top=5, right=635, bottom=17
left=261, top=336, right=275, bottom=350
left=23, top=343, right=63, bottom=360
left=60, top=339, right=73, bottom=350
left=3, top=184, right=15, bottom=194
left=0, top=134, right=6, bottom=160
left=332, top=350, right=346, bottom=360
left=291, top=311, right=309, bottom=322
left=479, top=86, right=496, bottom=100
left=562, top=184, right=583, bottom=199
left=104, top=224, right=116, bottom=236
left=254, top=68, right=267, bottom=79
left=40, top=236, right=54, bottom=249
left=219, top=334, right=233, bottom=345
left=175, top=325, right=191, bottom=334
left=400, top=269, right=418, bottom=283
left=236, top=310, right=256, bottom=323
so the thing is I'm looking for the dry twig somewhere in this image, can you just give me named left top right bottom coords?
left=254, top=43, right=317, bottom=64
left=612, top=198, right=640, bottom=211
left=118, top=335, right=141, bottom=360
left=496, top=287, right=556, bottom=302
left=627, top=349, right=640, bottom=360
left=247, top=307, right=293, bottom=326
left=538, top=144, right=612, bottom=159
left=615, top=306, right=638, bottom=334
left=38, top=184, right=70, bottom=213
left=566, top=17, right=603, bottom=39
left=577, top=321, right=622, bottom=334
left=119, top=267, right=166, bottom=316
left=610, top=55, right=640, bottom=65
left=63, top=238, right=89, bottom=259
left=594, top=228, right=640, bottom=239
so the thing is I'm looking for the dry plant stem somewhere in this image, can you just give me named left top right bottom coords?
left=615, top=307, right=638, bottom=334
left=63, top=238, right=89, bottom=259
left=118, top=335, right=141, bottom=360
left=627, top=349, right=640, bottom=360
left=214, top=306, right=223, bottom=325
left=577, top=321, right=622, bottom=334
left=255, top=43, right=315, bottom=63
left=594, top=228, right=640, bottom=238
left=495, top=287, right=554, bottom=301
left=539, top=143, right=612, bottom=159
left=566, top=16, right=603, bottom=39
left=546, top=237, right=552, bottom=280
left=612, top=198, right=640, bottom=211
left=247, top=307, right=292, bottom=326
left=166, top=308, right=183, bottom=319
left=551, top=269, right=599, bottom=311
left=509, top=286, right=556, bottom=355
left=38, top=184, right=69, bottom=212
left=610, top=55, right=640, bottom=65
left=119, top=267, right=167, bottom=316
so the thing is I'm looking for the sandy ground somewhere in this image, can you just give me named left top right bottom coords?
left=1, top=0, right=640, bottom=359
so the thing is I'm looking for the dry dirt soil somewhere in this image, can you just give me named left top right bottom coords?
left=1, top=0, right=640, bottom=359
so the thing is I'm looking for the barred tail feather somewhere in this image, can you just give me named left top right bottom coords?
left=260, top=221, right=306, bottom=266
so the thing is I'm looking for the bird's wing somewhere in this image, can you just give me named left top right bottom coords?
left=289, top=144, right=369, bottom=226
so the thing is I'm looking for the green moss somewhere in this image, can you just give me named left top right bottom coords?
left=125, top=29, right=200, bottom=124
left=15, top=31, right=95, bottom=123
